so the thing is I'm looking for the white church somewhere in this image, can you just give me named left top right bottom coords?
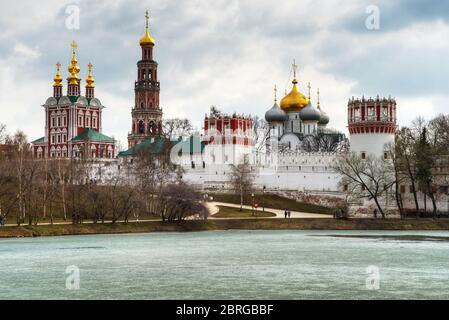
left=169, top=65, right=397, bottom=193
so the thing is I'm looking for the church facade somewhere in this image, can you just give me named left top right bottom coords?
left=32, top=42, right=115, bottom=159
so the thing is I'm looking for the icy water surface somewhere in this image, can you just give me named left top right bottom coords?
left=1, top=230, right=449, bottom=299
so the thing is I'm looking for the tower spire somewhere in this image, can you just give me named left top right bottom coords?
left=317, top=88, right=321, bottom=109
left=139, top=10, right=155, bottom=47
left=67, top=41, right=81, bottom=96
left=85, top=62, right=95, bottom=99
left=53, top=62, right=63, bottom=98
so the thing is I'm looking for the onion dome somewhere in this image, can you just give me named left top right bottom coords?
left=280, top=62, right=309, bottom=112
left=140, top=11, right=155, bottom=47
left=265, top=84, right=288, bottom=122
left=86, top=63, right=95, bottom=88
left=318, top=111, right=330, bottom=125
left=265, top=102, right=288, bottom=122
left=53, top=62, right=63, bottom=87
left=299, top=103, right=321, bottom=122
left=67, top=41, right=81, bottom=85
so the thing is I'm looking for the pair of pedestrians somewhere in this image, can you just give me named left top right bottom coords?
left=284, top=210, right=291, bottom=219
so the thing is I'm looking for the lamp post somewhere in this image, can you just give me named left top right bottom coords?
left=262, top=186, right=266, bottom=212
left=251, top=193, right=255, bottom=216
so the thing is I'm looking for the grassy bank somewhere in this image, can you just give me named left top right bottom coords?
left=209, top=193, right=333, bottom=214
left=213, top=206, right=276, bottom=218
left=2, top=218, right=449, bottom=238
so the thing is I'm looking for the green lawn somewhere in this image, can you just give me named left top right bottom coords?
left=213, top=206, right=276, bottom=218
left=3, top=218, right=449, bottom=238
left=208, top=193, right=333, bottom=215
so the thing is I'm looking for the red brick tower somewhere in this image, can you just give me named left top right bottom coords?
left=128, top=11, right=162, bottom=148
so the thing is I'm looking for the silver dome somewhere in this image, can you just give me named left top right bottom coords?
left=58, top=96, right=71, bottom=105
left=45, top=97, right=58, bottom=106
left=265, top=102, right=288, bottom=122
left=76, top=96, right=88, bottom=105
left=318, top=111, right=330, bottom=125
left=89, top=98, right=102, bottom=107
left=299, top=103, right=321, bottom=122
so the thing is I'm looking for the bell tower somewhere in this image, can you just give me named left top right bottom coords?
left=128, top=10, right=163, bottom=148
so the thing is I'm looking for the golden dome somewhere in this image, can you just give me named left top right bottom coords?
left=280, top=79, right=310, bottom=112
left=67, top=41, right=81, bottom=85
left=139, top=11, right=155, bottom=47
left=53, top=62, right=63, bottom=87
left=86, top=63, right=95, bottom=88
left=280, top=61, right=309, bottom=112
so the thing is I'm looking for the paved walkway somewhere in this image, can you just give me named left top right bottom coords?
left=1, top=202, right=331, bottom=226
left=206, top=202, right=332, bottom=219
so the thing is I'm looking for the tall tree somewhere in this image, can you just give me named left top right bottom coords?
left=415, top=127, right=438, bottom=217
left=228, top=160, right=255, bottom=211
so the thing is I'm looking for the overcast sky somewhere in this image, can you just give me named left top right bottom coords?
left=1, top=0, right=448, bottom=148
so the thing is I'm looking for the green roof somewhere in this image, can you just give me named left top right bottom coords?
left=118, top=136, right=205, bottom=157
left=71, top=128, right=115, bottom=143
left=31, top=137, right=45, bottom=144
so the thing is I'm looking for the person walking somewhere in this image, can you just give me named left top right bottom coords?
left=373, top=209, right=378, bottom=219
left=287, top=210, right=291, bottom=219
left=284, top=210, right=287, bottom=219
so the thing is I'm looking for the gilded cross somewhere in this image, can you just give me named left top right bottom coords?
left=145, top=10, right=149, bottom=29
left=71, top=40, right=78, bottom=52
left=292, top=59, right=297, bottom=79
left=317, top=88, right=321, bottom=107
left=307, top=82, right=311, bottom=99
left=274, top=84, right=277, bottom=102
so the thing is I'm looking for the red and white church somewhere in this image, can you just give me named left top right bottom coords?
left=32, top=41, right=116, bottom=159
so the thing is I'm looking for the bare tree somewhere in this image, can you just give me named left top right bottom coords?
left=335, top=152, right=394, bottom=218
left=301, top=132, right=346, bottom=153
left=253, top=117, right=269, bottom=152
left=395, top=127, right=421, bottom=215
left=228, top=160, right=255, bottom=211
left=209, top=106, right=221, bottom=117
left=386, top=141, right=405, bottom=219
left=159, top=184, right=207, bottom=221
left=162, top=118, right=194, bottom=140
left=428, top=114, right=449, bottom=152
left=5, top=131, right=30, bottom=225
left=0, top=124, right=6, bottom=144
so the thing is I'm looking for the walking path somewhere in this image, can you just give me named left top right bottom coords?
left=1, top=202, right=331, bottom=227
left=206, top=202, right=331, bottom=219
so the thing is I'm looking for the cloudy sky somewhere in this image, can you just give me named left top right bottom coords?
left=0, top=0, right=448, bottom=148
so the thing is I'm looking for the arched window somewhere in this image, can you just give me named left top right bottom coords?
left=138, top=120, right=145, bottom=134
left=62, top=112, right=67, bottom=127
left=78, top=111, right=84, bottom=127
left=92, top=113, right=97, bottom=128
left=51, top=112, right=56, bottom=128
left=86, top=113, right=91, bottom=128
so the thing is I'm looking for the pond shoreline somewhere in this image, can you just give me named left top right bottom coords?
left=2, top=218, right=449, bottom=238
